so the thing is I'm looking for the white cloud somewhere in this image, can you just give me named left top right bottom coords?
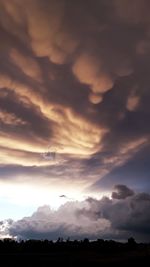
left=1, top=187, right=149, bottom=241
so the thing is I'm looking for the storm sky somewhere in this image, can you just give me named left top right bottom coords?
left=0, top=0, right=150, bottom=241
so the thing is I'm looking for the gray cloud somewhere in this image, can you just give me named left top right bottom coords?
left=0, top=186, right=148, bottom=241
left=111, top=184, right=135, bottom=199
left=8, top=202, right=110, bottom=240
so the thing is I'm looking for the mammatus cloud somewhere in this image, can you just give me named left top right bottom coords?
left=72, top=53, right=114, bottom=104
left=0, top=185, right=149, bottom=242
left=10, top=48, right=42, bottom=82
left=126, top=92, right=140, bottom=112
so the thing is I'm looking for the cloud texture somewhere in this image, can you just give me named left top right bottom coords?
left=0, top=0, right=150, bottom=239
left=0, top=185, right=149, bottom=242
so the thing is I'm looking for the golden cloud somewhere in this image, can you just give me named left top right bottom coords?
left=0, top=69, right=107, bottom=164
left=72, top=53, right=114, bottom=104
left=88, top=93, right=103, bottom=105
left=0, top=146, right=47, bottom=166
left=126, top=94, right=140, bottom=111
left=0, top=109, right=27, bottom=126
left=10, top=48, right=42, bottom=82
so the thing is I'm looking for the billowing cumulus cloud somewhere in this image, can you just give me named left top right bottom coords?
left=111, top=184, right=135, bottom=199
left=8, top=202, right=110, bottom=240
left=0, top=186, right=148, bottom=241
left=0, top=0, right=150, bottom=240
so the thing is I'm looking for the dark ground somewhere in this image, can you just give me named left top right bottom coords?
left=0, top=250, right=150, bottom=266
left=0, top=238, right=150, bottom=266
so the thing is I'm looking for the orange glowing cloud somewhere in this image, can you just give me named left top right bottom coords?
left=126, top=94, right=140, bottom=111
left=73, top=54, right=114, bottom=93
left=10, top=48, right=42, bottom=82
left=72, top=53, right=114, bottom=104
left=0, top=109, right=27, bottom=126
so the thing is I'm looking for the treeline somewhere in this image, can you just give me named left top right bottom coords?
left=0, top=237, right=149, bottom=253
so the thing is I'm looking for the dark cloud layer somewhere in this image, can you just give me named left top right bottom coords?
left=111, top=184, right=135, bottom=199
left=91, top=144, right=150, bottom=193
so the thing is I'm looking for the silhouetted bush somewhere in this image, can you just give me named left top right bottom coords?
left=0, top=237, right=149, bottom=254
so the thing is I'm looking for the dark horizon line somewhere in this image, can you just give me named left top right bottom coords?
left=0, top=236, right=149, bottom=244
